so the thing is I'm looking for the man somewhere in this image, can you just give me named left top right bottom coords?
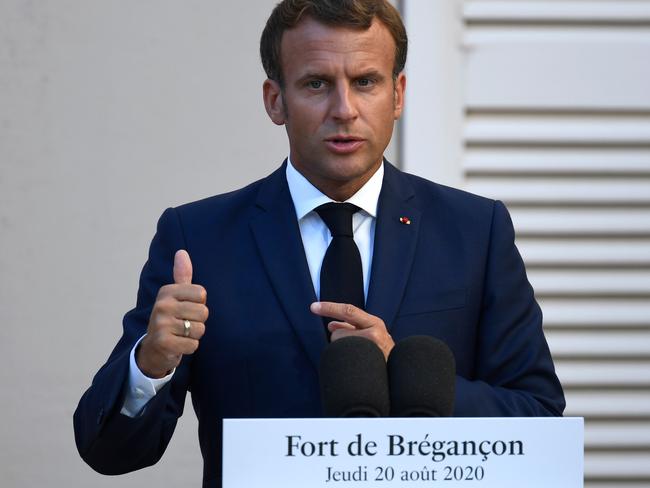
left=74, top=1, right=565, bottom=486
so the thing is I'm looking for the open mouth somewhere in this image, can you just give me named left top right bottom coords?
left=325, top=136, right=365, bottom=154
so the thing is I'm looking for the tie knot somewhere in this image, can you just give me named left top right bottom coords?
left=315, top=202, right=360, bottom=237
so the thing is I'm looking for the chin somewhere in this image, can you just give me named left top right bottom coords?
left=328, top=156, right=379, bottom=176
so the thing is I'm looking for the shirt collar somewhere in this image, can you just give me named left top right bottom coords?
left=286, top=155, right=384, bottom=220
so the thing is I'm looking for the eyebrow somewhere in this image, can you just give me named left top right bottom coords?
left=357, top=69, right=385, bottom=82
left=295, top=69, right=386, bottom=86
left=295, top=72, right=332, bottom=85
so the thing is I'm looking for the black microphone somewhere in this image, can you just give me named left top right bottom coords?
left=319, top=336, right=390, bottom=417
left=387, top=336, right=456, bottom=417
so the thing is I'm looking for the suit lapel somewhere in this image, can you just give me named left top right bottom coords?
left=249, top=161, right=421, bottom=367
left=250, top=163, right=326, bottom=370
left=366, top=162, right=421, bottom=329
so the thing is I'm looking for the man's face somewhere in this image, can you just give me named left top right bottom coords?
left=263, top=17, right=405, bottom=201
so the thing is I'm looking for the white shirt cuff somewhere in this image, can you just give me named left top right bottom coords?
left=120, top=335, right=175, bottom=418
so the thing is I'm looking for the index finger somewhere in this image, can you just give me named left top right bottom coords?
left=310, top=301, right=374, bottom=329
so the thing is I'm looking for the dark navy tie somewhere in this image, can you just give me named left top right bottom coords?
left=316, top=203, right=365, bottom=320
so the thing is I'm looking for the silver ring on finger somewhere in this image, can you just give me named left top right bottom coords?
left=183, top=319, right=191, bottom=337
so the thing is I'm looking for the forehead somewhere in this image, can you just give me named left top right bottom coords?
left=280, top=17, right=396, bottom=77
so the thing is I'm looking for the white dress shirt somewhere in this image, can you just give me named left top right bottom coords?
left=285, top=157, right=382, bottom=301
left=120, top=158, right=384, bottom=417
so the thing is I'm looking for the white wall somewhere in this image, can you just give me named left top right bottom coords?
left=0, top=1, right=402, bottom=487
left=1, top=2, right=285, bottom=487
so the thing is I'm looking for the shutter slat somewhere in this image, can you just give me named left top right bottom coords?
left=585, top=452, right=650, bottom=478
left=528, top=269, right=650, bottom=296
left=464, top=1, right=650, bottom=23
left=586, top=484, right=650, bottom=488
left=465, top=114, right=650, bottom=145
left=586, top=421, right=650, bottom=447
left=557, top=361, right=650, bottom=387
left=540, top=299, right=650, bottom=328
left=466, top=178, right=650, bottom=205
left=518, top=239, right=650, bottom=267
left=546, top=331, right=650, bottom=357
left=510, top=208, right=650, bottom=237
left=465, top=147, right=650, bottom=175
left=564, top=391, right=650, bottom=416
left=464, top=39, right=650, bottom=109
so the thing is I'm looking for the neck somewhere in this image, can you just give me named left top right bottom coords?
left=290, top=160, right=382, bottom=202
left=317, top=179, right=369, bottom=202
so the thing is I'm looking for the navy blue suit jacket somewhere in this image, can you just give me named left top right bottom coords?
left=74, top=162, right=564, bottom=487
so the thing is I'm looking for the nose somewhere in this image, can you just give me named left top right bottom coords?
left=330, top=83, right=359, bottom=122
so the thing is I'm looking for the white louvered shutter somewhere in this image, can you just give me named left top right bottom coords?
left=403, top=1, right=650, bottom=486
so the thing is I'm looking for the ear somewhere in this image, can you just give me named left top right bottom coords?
left=263, top=78, right=286, bottom=125
left=392, top=72, right=406, bottom=120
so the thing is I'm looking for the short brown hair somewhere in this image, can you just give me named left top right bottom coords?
left=260, top=0, right=407, bottom=85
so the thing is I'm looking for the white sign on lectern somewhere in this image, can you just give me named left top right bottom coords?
left=223, top=417, right=583, bottom=487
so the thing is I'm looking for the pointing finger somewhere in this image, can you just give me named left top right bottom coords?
left=310, top=302, right=374, bottom=329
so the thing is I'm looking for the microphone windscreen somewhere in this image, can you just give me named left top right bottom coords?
left=387, top=335, right=456, bottom=417
left=319, top=336, right=390, bottom=417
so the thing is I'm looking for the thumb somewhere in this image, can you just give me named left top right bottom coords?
left=173, top=249, right=193, bottom=285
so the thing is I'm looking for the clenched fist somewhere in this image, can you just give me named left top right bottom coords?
left=136, top=250, right=208, bottom=378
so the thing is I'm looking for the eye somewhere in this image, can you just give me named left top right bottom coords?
left=308, top=80, right=324, bottom=89
left=357, top=78, right=374, bottom=88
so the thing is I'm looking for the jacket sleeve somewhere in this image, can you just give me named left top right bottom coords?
left=453, top=200, right=565, bottom=417
left=73, top=207, right=191, bottom=474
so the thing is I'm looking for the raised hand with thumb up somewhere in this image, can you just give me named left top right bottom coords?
left=137, top=250, right=208, bottom=378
